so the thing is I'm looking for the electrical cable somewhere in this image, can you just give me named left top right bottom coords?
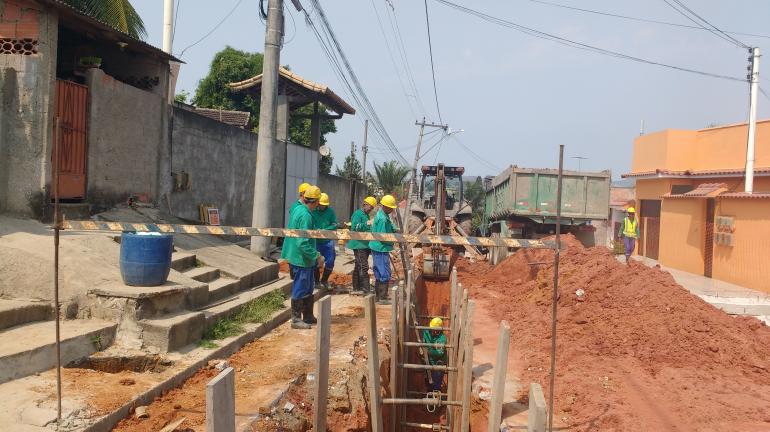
left=284, top=4, right=297, bottom=45
left=661, top=0, right=749, bottom=49
left=760, top=87, right=770, bottom=102
left=171, top=0, right=180, bottom=46
left=451, top=135, right=501, bottom=172
left=424, top=0, right=443, bottom=123
left=525, top=0, right=770, bottom=41
left=386, top=1, right=430, bottom=117
left=433, top=0, right=746, bottom=83
left=178, top=0, right=245, bottom=58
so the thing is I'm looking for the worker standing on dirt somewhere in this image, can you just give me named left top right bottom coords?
left=618, top=207, right=640, bottom=264
left=423, top=317, right=447, bottom=392
left=313, top=193, right=337, bottom=291
left=283, top=185, right=324, bottom=329
left=349, top=196, right=377, bottom=295
left=369, top=194, right=397, bottom=305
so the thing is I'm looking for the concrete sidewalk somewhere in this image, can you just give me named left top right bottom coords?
left=625, top=255, right=770, bottom=324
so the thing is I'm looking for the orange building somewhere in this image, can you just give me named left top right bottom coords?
left=624, top=119, right=770, bottom=294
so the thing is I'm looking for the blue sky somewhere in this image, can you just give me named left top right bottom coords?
left=133, top=0, right=770, bottom=178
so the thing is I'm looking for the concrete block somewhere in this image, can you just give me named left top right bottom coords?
left=0, top=300, right=51, bottom=331
left=140, top=311, right=206, bottom=352
left=185, top=266, right=220, bottom=283
left=206, top=367, right=235, bottom=432
left=527, top=383, right=546, bottom=432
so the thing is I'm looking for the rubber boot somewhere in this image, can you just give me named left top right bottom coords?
left=351, top=267, right=362, bottom=295
left=376, top=281, right=391, bottom=305
left=320, top=268, right=333, bottom=291
left=361, top=272, right=372, bottom=295
left=302, top=295, right=317, bottom=324
left=291, top=299, right=311, bottom=330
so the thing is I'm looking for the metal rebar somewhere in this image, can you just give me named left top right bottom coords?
left=400, top=363, right=457, bottom=372
left=411, top=325, right=451, bottom=331
left=403, top=342, right=453, bottom=349
left=401, top=421, right=449, bottom=431
left=52, top=116, right=63, bottom=425
left=417, top=315, right=449, bottom=320
left=547, top=145, right=564, bottom=432
left=382, top=398, right=462, bottom=407
left=407, top=391, right=447, bottom=398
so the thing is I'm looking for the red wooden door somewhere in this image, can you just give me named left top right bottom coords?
left=53, top=80, right=88, bottom=199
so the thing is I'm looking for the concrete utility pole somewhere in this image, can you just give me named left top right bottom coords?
left=403, top=118, right=447, bottom=233
left=162, top=0, right=174, bottom=54
left=349, top=141, right=357, bottom=219
left=361, top=120, right=369, bottom=185
left=251, top=0, right=284, bottom=256
left=745, top=47, right=760, bottom=194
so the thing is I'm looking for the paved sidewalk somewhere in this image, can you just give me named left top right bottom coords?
left=622, top=255, right=770, bottom=324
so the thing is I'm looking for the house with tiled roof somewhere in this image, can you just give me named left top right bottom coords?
left=623, top=119, right=770, bottom=293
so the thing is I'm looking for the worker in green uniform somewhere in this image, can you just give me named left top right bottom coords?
left=423, top=317, right=447, bottom=392
left=289, top=182, right=311, bottom=218
left=370, top=194, right=397, bottom=305
left=313, top=192, right=338, bottom=290
left=349, top=196, right=377, bottom=295
left=283, top=185, right=324, bottom=329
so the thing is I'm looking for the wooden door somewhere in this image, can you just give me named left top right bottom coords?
left=704, top=199, right=715, bottom=278
left=640, top=199, right=661, bottom=260
left=53, top=80, right=88, bottom=199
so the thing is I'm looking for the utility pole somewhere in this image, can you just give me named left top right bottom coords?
left=251, top=0, right=284, bottom=256
left=745, top=47, right=760, bottom=194
left=349, top=141, right=357, bottom=218
left=162, top=0, right=174, bottom=54
left=403, top=118, right=447, bottom=234
left=361, top=120, right=369, bottom=186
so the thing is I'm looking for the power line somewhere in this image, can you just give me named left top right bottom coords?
left=661, top=0, right=749, bottom=49
left=423, top=0, right=443, bottom=123
left=177, top=0, right=245, bottom=58
left=760, top=87, right=770, bottom=102
left=451, top=135, right=501, bottom=172
left=171, top=0, right=180, bottom=46
left=434, top=0, right=746, bottom=82
left=525, top=0, right=770, bottom=40
left=385, top=1, right=430, bottom=117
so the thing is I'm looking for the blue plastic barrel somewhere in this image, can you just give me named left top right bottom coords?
left=119, top=232, right=174, bottom=286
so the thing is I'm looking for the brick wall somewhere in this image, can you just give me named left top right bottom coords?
left=0, top=0, right=40, bottom=55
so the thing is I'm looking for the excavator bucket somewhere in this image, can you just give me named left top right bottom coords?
left=423, top=248, right=450, bottom=280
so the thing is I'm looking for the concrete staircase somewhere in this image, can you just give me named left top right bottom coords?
left=0, top=299, right=116, bottom=384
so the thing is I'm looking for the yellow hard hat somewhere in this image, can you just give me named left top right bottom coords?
left=298, top=182, right=311, bottom=194
left=380, top=194, right=397, bottom=209
left=627, top=207, right=636, bottom=213
left=319, top=193, right=330, bottom=206
left=429, top=317, right=443, bottom=328
left=364, top=196, right=377, bottom=207
left=304, top=185, right=321, bottom=200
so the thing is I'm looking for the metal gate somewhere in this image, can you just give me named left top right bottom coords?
left=640, top=199, right=661, bottom=260
left=53, top=80, right=88, bottom=199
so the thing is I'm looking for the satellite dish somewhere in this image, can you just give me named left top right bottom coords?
left=319, top=145, right=331, bottom=157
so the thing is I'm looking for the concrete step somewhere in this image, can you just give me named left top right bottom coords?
left=138, top=276, right=293, bottom=352
left=0, top=319, right=116, bottom=384
left=184, top=266, right=220, bottom=283
left=171, top=252, right=197, bottom=272
left=0, top=299, right=52, bottom=331
left=207, top=277, right=242, bottom=304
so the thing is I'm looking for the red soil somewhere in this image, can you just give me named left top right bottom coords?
left=459, top=234, right=770, bottom=431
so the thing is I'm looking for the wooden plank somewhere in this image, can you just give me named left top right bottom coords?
left=390, top=285, right=400, bottom=432
left=447, top=268, right=459, bottom=431
left=206, top=367, right=235, bottom=432
left=487, top=321, right=511, bottom=432
left=400, top=271, right=411, bottom=429
left=365, top=295, right=384, bottom=432
left=460, top=301, right=475, bottom=432
left=313, top=295, right=332, bottom=432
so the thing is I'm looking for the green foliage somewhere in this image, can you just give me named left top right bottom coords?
left=62, top=0, right=147, bottom=39
left=202, top=290, right=287, bottom=341
left=289, top=104, right=338, bottom=148
left=174, top=90, right=190, bottom=104
left=335, top=155, right=363, bottom=180
left=463, top=177, right=485, bottom=233
left=198, top=339, right=219, bottom=349
left=319, top=154, right=334, bottom=175
left=373, top=161, right=410, bottom=198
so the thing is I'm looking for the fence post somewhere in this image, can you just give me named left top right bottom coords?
left=487, top=321, right=511, bottom=432
left=313, top=295, right=332, bottom=432
left=365, top=295, right=384, bottom=432
left=206, top=367, right=235, bottom=432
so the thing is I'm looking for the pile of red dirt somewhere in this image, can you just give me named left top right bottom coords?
left=460, top=234, right=770, bottom=431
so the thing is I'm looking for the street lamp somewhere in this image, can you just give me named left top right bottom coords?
left=571, top=156, right=588, bottom=171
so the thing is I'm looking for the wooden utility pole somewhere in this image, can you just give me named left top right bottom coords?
left=250, top=0, right=283, bottom=256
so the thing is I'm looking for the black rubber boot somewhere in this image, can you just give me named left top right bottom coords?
left=302, top=295, right=317, bottom=324
left=320, top=268, right=333, bottom=290
left=291, top=299, right=311, bottom=330
left=376, top=281, right=391, bottom=305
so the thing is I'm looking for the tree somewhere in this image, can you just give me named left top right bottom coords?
left=319, top=154, right=333, bottom=175
left=335, top=155, right=362, bottom=180
left=193, top=47, right=338, bottom=163
left=463, top=177, right=486, bottom=233
left=174, top=90, right=190, bottom=104
left=62, top=0, right=147, bottom=39
left=372, top=161, right=410, bottom=198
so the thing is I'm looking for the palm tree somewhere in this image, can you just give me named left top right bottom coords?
left=63, top=0, right=147, bottom=40
left=372, top=161, right=410, bottom=198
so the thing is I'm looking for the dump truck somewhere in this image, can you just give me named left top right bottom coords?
left=483, top=166, right=611, bottom=241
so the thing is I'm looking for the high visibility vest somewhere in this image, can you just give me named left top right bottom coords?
left=623, top=217, right=638, bottom=238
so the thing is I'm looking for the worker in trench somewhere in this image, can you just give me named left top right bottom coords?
left=349, top=196, right=377, bottom=296
left=312, top=192, right=338, bottom=291
left=424, top=317, right=448, bottom=393
left=282, top=185, right=324, bottom=330
left=285, top=182, right=311, bottom=280
left=369, top=194, right=397, bottom=305
left=618, top=207, right=640, bottom=264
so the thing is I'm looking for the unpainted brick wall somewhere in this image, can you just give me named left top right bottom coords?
left=0, top=0, right=40, bottom=40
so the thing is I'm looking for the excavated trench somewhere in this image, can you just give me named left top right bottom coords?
left=66, top=354, right=172, bottom=374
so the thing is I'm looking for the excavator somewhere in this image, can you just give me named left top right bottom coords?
left=407, top=164, right=481, bottom=280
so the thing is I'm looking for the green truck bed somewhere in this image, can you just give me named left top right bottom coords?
left=484, top=166, right=611, bottom=225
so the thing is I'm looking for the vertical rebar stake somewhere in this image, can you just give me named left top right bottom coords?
left=547, top=145, right=564, bottom=432
left=53, top=116, right=63, bottom=424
